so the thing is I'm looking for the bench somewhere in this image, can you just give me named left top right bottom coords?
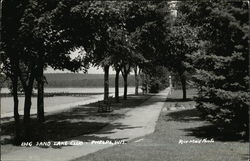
left=98, top=96, right=113, bottom=113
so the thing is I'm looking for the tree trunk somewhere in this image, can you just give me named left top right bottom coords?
left=180, top=74, right=187, bottom=100
left=104, top=65, right=109, bottom=101
left=121, top=65, right=130, bottom=100
left=23, top=89, right=32, bottom=140
left=37, top=66, right=44, bottom=123
left=115, top=69, right=120, bottom=103
left=23, top=74, right=35, bottom=140
left=12, top=75, right=20, bottom=143
left=145, top=73, right=149, bottom=94
left=123, top=74, right=128, bottom=100
left=134, top=66, right=139, bottom=95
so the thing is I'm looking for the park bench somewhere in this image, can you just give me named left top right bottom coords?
left=98, top=96, right=113, bottom=113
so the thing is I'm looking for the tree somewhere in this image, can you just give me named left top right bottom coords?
left=70, top=1, right=163, bottom=101
left=129, top=2, right=171, bottom=95
left=140, top=64, right=169, bottom=94
left=165, top=20, right=198, bottom=100
left=108, top=27, right=126, bottom=102
left=134, top=66, right=140, bottom=95
left=180, top=1, right=249, bottom=137
left=120, top=1, right=165, bottom=98
left=121, top=64, right=131, bottom=100
left=69, top=1, right=130, bottom=102
left=114, top=66, right=121, bottom=102
left=144, top=1, right=197, bottom=100
left=22, top=0, right=85, bottom=125
left=108, top=26, right=135, bottom=100
left=109, top=28, right=143, bottom=100
left=2, top=0, right=85, bottom=140
left=1, top=0, right=29, bottom=142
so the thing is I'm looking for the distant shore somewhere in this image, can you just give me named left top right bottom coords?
left=0, top=92, right=104, bottom=97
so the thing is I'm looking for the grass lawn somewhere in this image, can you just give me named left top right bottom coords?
left=73, top=89, right=249, bottom=161
left=1, top=94, right=151, bottom=154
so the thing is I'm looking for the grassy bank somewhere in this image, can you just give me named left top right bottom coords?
left=72, top=89, right=248, bottom=161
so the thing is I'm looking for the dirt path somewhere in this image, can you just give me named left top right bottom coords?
left=72, top=96, right=248, bottom=161
left=1, top=88, right=170, bottom=161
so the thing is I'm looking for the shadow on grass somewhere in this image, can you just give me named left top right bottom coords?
left=1, top=115, right=140, bottom=148
left=166, top=109, right=248, bottom=142
left=92, top=123, right=143, bottom=135
left=165, top=98, right=193, bottom=102
left=1, top=119, right=108, bottom=146
left=183, top=124, right=248, bottom=142
left=166, top=109, right=202, bottom=122
left=85, top=94, right=157, bottom=109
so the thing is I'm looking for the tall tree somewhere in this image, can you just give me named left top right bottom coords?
left=120, top=1, right=164, bottom=98
left=1, top=0, right=29, bottom=142
left=180, top=1, right=249, bottom=137
left=2, top=0, right=85, bottom=140
left=69, top=1, right=130, bottom=101
left=21, top=0, right=84, bottom=124
left=134, top=66, right=139, bottom=95
left=114, top=67, right=121, bottom=102
left=164, top=20, right=198, bottom=100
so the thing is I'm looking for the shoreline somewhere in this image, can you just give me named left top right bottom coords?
left=0, top=92, right=104, bottom=97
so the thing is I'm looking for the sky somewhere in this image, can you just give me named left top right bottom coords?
left=44, top=48, right=134, bottom=74
left=44, top=48, right=117, bottom=74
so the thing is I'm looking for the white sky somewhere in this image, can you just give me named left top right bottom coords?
left=45, top=48, right=134, bottom=74
left=44, top=48, right=114, bottom=74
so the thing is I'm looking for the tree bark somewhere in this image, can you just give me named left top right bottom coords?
left=134, top=66, right=139, bottom=95
left=180, top=74, right=187, bottom=100
left=37, top=65, right=45, bottom=123
left=115, top=69, right=120, bottom=103
left=145, top=73, right=149, bottom=94
left=23, top=73, right=35, bottom=140
left=121, top=65, right=130, bottom=100
left=123, top=74, right=128, bottom=100
left=104, top=65, right=109, bottom=101
left=12, top=75, right=20, bottom=143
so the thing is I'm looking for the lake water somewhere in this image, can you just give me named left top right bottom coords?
left=0, top=87, right=141, bottom=118
left=0, top=87, right=140, bottom=94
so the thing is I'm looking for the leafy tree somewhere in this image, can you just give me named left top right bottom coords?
left=1, top=0, right=29, bottom=142
left=108, top=27, right=128, bottom=102
left=2, top=0, right=85, bottom=140
left=109, top=28, right=136, bottom=100
left=68, top=1, right=165, bottom=101
left=68, top=1, right=130, bottom=101
left=138, top=57, right=170, bottom=94
left=133, top=65, right=140, bottom=95
left=122, top=1, right=167, bottom=97
left=140, top=1, right=197, bottom=99
left=164, top=13, right=198, bottom=100
left=180, top=1, right=249, bottom=137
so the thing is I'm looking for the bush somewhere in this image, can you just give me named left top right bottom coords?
left=149, top=80, right=160, bottom=93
